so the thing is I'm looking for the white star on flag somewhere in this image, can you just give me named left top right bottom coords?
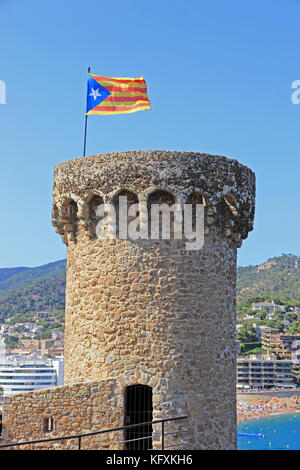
left=89, top=88, right=102, bottom=100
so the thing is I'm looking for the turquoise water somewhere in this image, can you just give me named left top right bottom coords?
left=237, top=412, right=300, bottom=450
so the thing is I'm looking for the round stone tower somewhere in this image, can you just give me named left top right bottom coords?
left=52, top=150, right=255, bottom=450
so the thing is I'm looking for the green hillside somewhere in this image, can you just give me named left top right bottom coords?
left=0, top=266, right=28, bottom=283
left=0, top=259, right=66, bottom=296
left=0, top=260, right=66, bottom=322
left=237, top=254, right=300, bottom=305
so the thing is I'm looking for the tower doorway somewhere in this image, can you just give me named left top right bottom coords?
left=124, top=385, right=153, bottom=449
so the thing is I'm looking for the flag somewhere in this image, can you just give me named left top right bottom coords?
left=86, top=74, right=151, bottom=115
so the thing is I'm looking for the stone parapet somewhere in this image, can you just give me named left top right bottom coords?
left=52, top=151, right=255, bottom=246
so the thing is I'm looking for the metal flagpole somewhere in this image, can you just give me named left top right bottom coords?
left=83, top=66, right=91, bottom=157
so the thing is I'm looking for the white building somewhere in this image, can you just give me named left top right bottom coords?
left=0, top=356, right=64, bottom=396
left=237, top=354, right=295, bottom=391
left=291, top=340, right=300, bottom=365
left=252, top=301, right=286, bottom=316
left=0, top=325, right=8, bottom=334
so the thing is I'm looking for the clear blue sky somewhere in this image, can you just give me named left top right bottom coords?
left=0, top=0, right=299, bottom=268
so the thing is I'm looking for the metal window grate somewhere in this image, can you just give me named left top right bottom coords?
left=124, top=385, right=153, bottom=450
left=43, top=418, right=54, bottom=433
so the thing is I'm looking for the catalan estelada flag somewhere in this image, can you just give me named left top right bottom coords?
left=86, top=74, right=151, bottom=115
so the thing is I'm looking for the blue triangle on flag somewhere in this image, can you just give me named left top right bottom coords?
left=86, top=76, right=111, bottom=113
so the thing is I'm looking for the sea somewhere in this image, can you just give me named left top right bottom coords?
left=237, top=412, right=300, bottom=450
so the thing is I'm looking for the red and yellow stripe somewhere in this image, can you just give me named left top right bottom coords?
left=87, top=74, right=151, bottom=115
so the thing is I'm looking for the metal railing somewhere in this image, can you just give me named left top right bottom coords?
left=0, top=415, right=187, bottom=450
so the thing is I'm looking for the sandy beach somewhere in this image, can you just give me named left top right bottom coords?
left=237, top=395, right=300, bottom=423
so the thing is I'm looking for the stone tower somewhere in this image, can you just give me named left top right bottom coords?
left=52, top=150, right=255, bottom=450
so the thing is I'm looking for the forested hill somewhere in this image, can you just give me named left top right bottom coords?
left=0, top=259, right=66, bottom=296
left=0, top=266, right=28, bottom=283
left=0, top=254, right=299, bottom=322
left=237, top=254, right=300, bottom=305
left=0, top=260, right=66, bottom=322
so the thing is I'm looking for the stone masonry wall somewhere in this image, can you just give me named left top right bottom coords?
left=0, top=379, right=124, bottom=450
left=61, top=232, right=239, bottom=449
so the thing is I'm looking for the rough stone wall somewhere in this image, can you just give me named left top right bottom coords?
left=50, top=151, right=255, bottom=450
left=0, top=379, right=124, bottom=450
left=62, top=236, right=238, bottom=450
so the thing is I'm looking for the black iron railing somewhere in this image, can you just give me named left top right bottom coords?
left=0, top=415, right=187, bottom=450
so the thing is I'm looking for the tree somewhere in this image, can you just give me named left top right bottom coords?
left=237, top=322, right=261, bottom=355
left=237, top=322, right=259, bottom=343
left=288, top=320, right=300, bottom=334
left=265, top=319, right=285, bottom=332
left=4, top=335, right=19, bottom=349
left=259, top=311, right=267, bottom=320
left=244, top=347, right=263, bottom=356
left=287, top=313, right=298, bottom=323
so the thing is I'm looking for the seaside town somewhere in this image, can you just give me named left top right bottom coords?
left=236, top=299, right=300, bottom=422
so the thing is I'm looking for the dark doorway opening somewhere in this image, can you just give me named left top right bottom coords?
left=124, top=384, right=153, bottom=450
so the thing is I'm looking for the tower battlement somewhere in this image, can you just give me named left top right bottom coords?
left=52, top=150, right=255, bottom=247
